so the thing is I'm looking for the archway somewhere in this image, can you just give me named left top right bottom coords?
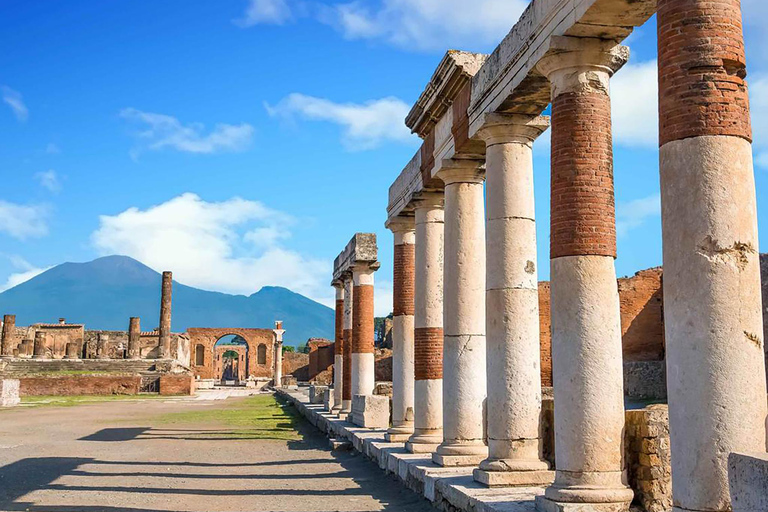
left=186, top=327, right=277, bottom=383
left=214, top=334, right=248, bottom=385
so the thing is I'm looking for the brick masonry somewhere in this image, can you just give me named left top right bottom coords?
left=657, top=0, right=752, bottom=146
left=414, top=327, right=443, bottom=381
left=393, top=244, right=415, bottom=317
left=550, top=91, right=616, bottom=258
left=352, top=285, right=375, bottom=354
left=20, top=375, right=142, bottom=396
left=159, top=374, right=195, bottom=396
left=334, top=299, right=344, bottom=356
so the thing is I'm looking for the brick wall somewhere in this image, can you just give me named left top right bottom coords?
left=284, top=351, right=309, bottom=382
left=307, top=339, right=334, bottom=384
left=20, top=375, right=141, bottom=396
left=159, top=374, right=194, bottom=396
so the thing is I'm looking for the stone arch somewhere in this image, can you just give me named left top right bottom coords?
left=186, top=327, right=276, bottom=380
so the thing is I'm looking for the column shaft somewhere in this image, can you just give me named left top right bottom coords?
left=433, top=160, right=488, bottom=467
left=128, top=317, right=141, bottom=359
left=536, top=37, right=633, bottom=510
left=332, top=283, right=345, bottom=412
left=158, top=271, right=172, bottom=359
left=386, top=220, right=416, bottom=441
left=407, top=194, right=445, bottom=453
left=341, top=276, right=354, bottom=414
left=474, top=114, right=553, bottom=487
left=33, top=332, right=47, bottom=359
left=658, top=1, right=767, bottom=510
left=351, top=267, right=375, bottom=398
left=1, top=314, right=16, bottom=357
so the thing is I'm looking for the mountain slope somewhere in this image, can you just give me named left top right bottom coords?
left=0, top=255, right=333, bottom=345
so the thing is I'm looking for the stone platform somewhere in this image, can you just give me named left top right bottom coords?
left=277, top=388, right=543, bottom=512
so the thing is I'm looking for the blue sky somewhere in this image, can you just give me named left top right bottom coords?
left=1, top=0, right=767, bottom=317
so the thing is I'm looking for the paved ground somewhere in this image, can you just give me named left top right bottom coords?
left=0, top=393, right=436, bottom=512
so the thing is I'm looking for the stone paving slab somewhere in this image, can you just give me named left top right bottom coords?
left=278, top=388, right=542, bottom=512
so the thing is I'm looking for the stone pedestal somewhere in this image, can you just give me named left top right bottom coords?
left=407, top=193, right=445, bottom=454
left=64, top=342, right=80, bottom=360
left=158, top=271, right=172, bottom=359
left=0, top=379, right=20, bottom=407
left=351, top=394, right=390, bottom=429
left=535, top=37, right=633, bottom=510
left=474, top=113, right=553, bottom=487
left=33, top=332, right=48, bottom=359
left=323, top=387, right=335, bottom=411
left=97, top=334, right=109, bottom=360
left=309, top=385, right=328, bottom=404
left=386, top=218, right=416, bottom=443
left=657, top=1, right=768, bottom=510
left=433, top=159, right=488, bottom=467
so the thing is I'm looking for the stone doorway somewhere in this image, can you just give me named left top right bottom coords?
left=214, top=335, right=248, bottom=385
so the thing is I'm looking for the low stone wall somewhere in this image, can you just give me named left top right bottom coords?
left=159, top=374, right=195, bottom=396
left=625, top=405, right=672, bottom=512
left=20, top=375, right=142, bottom=396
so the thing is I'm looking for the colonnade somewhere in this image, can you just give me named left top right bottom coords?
left=329, top=1, right=766, bottom=510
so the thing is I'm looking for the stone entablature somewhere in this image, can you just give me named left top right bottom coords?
left=332, top=233, right=379, bottom=282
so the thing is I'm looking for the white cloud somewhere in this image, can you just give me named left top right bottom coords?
left=0, top=256, right=51, bottom=292
left=0, top=201, right=48, bottom=240
left=611, top=59, right=658, bottom=149
left=1, top=86, right=28, bottom=122
left=319, top=0, right=528, bottom=51
left=266, top=93, right=416, bottom=150
left=35, top=170, right=62, bottom=193
left=616, top=194, right=660, bottom=236
left=91, top=193, right=331, bottom=304
left=234, top=0, right=293, bottom=26
left=119, top=108, right=254, bottom=155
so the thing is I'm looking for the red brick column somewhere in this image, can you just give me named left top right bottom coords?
left=536, top=36, right=633, bottom=509
left=351, top=265, right=376, bottom=398
left=331, top=281, right=345, bottom=412
left=158, top=271, right=172, bottom=359
left=1, top=314, right=16, bottom=357
left=657, top=2, right=767, bottom=510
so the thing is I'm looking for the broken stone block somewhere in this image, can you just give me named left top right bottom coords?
left=729, top=452, right=768, bottom=512
left=309, top=385, right=328, bottom=404
left=351, top=394, right=389, bottom=429
left=1, top=379, right=20, bottom=407
left=323, top=388, right=335, bottom=411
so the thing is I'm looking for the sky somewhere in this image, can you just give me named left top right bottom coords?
left=1, top=0, right=767, bottom=317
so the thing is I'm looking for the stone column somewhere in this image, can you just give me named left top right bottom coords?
left=64, top=341, right=79, bottom=359
left=474, top=114, right=553, bottom=487
left=128, top=317, right=141, bottom=359
left=407, top=193, right=445, bottom=454
left=97, top=333, right=109, bottom=360
left=385, top=217, right=416, bottom=442
left=433, top=159, right=488, bottom=467
left=33, top=332, right=47, bottom=359
left=657, top=2, right=768, bottom=510
left=340, top=274, right=354, bottom=415
left=535, top=37, right=633, bottom=511
left=273, top=321, right=285, bottom=387
left=1, top=314, right=16, bottom=357
left=158, top=271, right=172, bottom=359
left=351, top=264, right=376, bottom=399
left=331, top=281, right=345, bottom=413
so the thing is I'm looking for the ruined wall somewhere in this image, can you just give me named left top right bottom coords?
left=283, top=351, right=309, bottom=382
left=159, top=374, right=195, bottom=396
left=625, top=405, right=672, bottom=512
left=538, top=282, right=553, bottom=387
left=214, top=345, right=248, bottom=381
left=19, top=375, right=141, bottom=396
left=187, top=328, right=274, bottom=380
left=307, top=339, right=334, bottom=384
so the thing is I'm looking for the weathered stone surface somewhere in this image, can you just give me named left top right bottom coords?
left=351, top=394, right=390, bottom=429
left=625, top=405, right=672, bottom=512
left=728, top=452, right=768, bottom=512
left=309, top=385, right=328, bottom=404
left=332, top=233, right=379, bottom=281
left=21, top=375, right=141, bottom=396
left=624, top=361, right=667, bottom=402
left=159, top=374, right=194, bottom=396
left=1, top=379, right=20, bottom=407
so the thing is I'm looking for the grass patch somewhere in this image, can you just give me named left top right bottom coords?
left=152, top=394, right=302, bottom=441
left=21, top=394, right=166, bottom=408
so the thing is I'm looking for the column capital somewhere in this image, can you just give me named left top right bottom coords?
left=413, top=192, right=444, bottom=211
left=352, top=262, right=379, bottom=286
left=436, top=159, right=485, bottom=186
left=536, top=36, right=629, bottom=98
left=331, top=279, right=345, bottom=290
left=476, top=113, right=550, bottom=147
left=385, top=216, right=416, bottom=236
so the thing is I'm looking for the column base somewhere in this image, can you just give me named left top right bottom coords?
left=474, top=468, right=554, bottom=487
left=406, top=441, right=440, bottom=454
left=385, top=431, right=413, bottom=443
left=432, top=442, right=488, bottom=467
left=535, top=496, right=631, bottom=512
left=433, top=452, right=487, bottom=467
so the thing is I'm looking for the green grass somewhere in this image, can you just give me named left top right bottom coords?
left=21, top=394, right=167, bottom=407
left=152, top=394, right=302, bottom=441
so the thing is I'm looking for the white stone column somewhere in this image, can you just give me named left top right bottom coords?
left=340, top=274, right=354, bottom=415
left=535, top=37, right=633, bottom=511
left=433, top=159, right=488, bottom=467
left=407, top=193, right=445, bottom=453
left=473, top=113, right=553, bottom=487
left=273, top=322, right=284, bottom=387
left=657, top=1, right=768, bottom=509
left=386, top=218, right=416, bottom=442
left=351, top=265, right=376, bottom=399
left=331, top=281, right=345, bottom=413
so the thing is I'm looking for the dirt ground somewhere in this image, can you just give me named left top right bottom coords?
left=0, top=393, right=436, bottom=512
